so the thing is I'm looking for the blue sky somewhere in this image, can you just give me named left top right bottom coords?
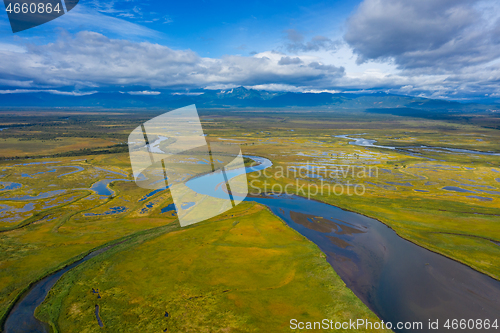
left=0, top=0, right=355, bottom=56
left=1, top=0, right=499, bottom=101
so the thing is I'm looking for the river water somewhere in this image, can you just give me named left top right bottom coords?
left=4, top=156, right=500, bottom=333
left=3, top=244, right=119, bottom=333
left=335, top=134, right=500, bottom=156
left=187, top=156, right=500, bottom=333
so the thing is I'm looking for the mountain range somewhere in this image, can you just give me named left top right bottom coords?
left=0, top=87, right=498, bottom=113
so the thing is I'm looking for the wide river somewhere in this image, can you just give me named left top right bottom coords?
left=190, top=156, right=500, bottom=333
left=4, top=156, right=500, bottom=333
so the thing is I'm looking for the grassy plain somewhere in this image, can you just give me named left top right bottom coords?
left=0, top=108, right=499, bottom=331
left=0, top=150, right=387, bottom=332
left=0, top=137, right=117, bottom=158
left=202, top=110, right=500, bottom=279
left=0, top=110, right=153, bottom=159
left=0, top=155, right=176, bottom=324
left=36, top=202, right=387, bottom=332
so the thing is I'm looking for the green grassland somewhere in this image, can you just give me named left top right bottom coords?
left=36, top=202, right=387, bottom=332
left=201, top=110, right=500, bottom=279
left=0, top=151, right=181, bottom=318
left=0, top=108, right=499, bottom=332
left=0, top=132, right=388, bottom=332
left=0, top=150, right=388, bottom=332
left=0, top=110, right=156, bottom=159
left=0, top=137, right=118, bottom=158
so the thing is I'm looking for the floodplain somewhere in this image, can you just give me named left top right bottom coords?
left=0, top=109, right=499, bottom=332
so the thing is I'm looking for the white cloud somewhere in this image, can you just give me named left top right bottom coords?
left=0, top=89, right=97, bottom=95
left=0, top=31, right=345, bottom=91
left=283, top=29, right=339, bottom=53
left=0, top=4, right=499, bottom=103
left=126, top=91, right=161, bottom=95
left=303, top=89, right=341, bottom=94
left=0, top=43, right=26, bottom=53
left=53, top=4, right=163, bottom=39
left=344, top=0, right=500, bottom=71
left=336, top=0, right=500, bottom=99
left=246, top=84, right=305, bottom=92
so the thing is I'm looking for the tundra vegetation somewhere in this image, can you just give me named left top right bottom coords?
left=0, top=108, right=498, bottom=331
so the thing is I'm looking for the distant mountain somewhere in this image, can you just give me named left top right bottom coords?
left=0, top=91, right=171, bottom=108
left=0, top=86, right=498, bottom=112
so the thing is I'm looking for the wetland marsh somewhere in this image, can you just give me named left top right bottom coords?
left=0, top=109, right=499, bottom=332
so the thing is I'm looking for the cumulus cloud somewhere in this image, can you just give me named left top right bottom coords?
left=0, top=89, right=97, bottom=95
left=246, top=83, right=305, bottom=92
left=278, top=56, right=303, bottom=65
left=0, top=31, right=345, bottom=90
left=126, top=91, right=161, bottom=95
left=55, top=4, right=163, bottom=40
left=336, top=62, right=500, bottom=101
left=284, top=29, right=339, bottom=53
left=308, top=62, right=343, bottom=73
left=1, top=7, right=499, bottom=102
left=344, top=0, right=500, bottom=71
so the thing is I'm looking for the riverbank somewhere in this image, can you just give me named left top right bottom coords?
left=32, top=201, right=388, bottom=332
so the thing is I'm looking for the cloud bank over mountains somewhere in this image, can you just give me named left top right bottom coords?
left=0, top=0, right=499, bottom=102
left=0, top=32, right=345, bottom=90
